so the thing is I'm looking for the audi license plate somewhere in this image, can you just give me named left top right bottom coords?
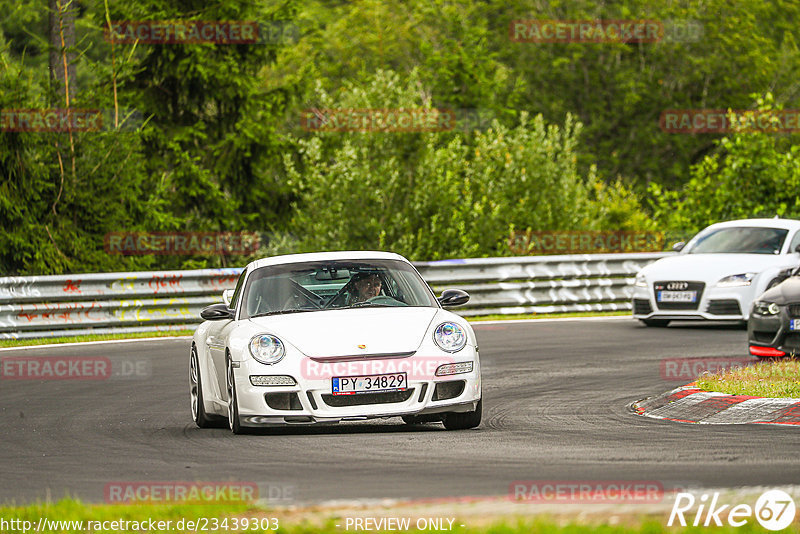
left=791, top=319, right=800, bottom=331
left=331, top=372, right=407, bottom=395
left=657, top=290, right=697, bottom=303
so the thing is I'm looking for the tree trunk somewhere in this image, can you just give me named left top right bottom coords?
left=48, top=0, right=77, bottom=106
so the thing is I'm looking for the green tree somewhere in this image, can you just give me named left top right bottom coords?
left=650, top=96, right=800, bottom=236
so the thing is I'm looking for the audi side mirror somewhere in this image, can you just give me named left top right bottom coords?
left=200, top=303, right=234, bottom=321
left=672, top=241, right=685, bottom=252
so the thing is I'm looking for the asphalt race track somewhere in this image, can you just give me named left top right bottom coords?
left=2, top=318, right=799, bottom=505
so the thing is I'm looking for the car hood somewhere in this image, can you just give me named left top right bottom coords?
left=759, top=276, right=800, bottom=305
left=247, top=307, right=440, bottom=358
left=641, top=253, right=795, bottom=282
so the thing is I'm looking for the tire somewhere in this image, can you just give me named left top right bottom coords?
left=226, top=358, right=244, bottom=434
left=641, top=319, right=670, bottom=327
left=189, top=346, right=217, bottom=428
left=442, top=399, right=482, bottom=430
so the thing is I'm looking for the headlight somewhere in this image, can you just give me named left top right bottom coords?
left=716, top=273, right=756, bottom=287
left=634, top=273, right=647, bottom=287
left=433, top=322, right=467, bottom=353
left=753, top=301, right=780, bottom=316
left=249, top=334, right=285, bottom=365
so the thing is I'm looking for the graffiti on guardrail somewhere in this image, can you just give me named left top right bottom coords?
left=117, top=299, right=193, bottom=322
left=12, top=302, right=104, bottom=325
left=63, top=279, right=82, bottom=294
left=199, top=272, right=240, bottom=290
left=148, top=274, right=183, bottom=294
left=0, top=277, right=42, bottom=299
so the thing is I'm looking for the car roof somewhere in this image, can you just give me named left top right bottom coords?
left=247, top=250, right=410, bottom=271
left=702, top=218, right=800, bottom=231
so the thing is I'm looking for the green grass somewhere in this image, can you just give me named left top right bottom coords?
left=695, top=359, right=800, bottom=397
left=0, top=499, right=793, bottom=533
left=0, top=330, right=194, bottom=348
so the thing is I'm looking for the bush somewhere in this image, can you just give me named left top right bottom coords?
left=650, top=96, right=800, bottom=237
left=283, top=70, right=654, bottom=260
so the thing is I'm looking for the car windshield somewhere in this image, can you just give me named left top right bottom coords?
left=240, top=259, right=438, bottom=318
left=685, top=226, right=789, bottom=254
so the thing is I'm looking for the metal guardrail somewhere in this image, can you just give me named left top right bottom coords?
left=0, top=253, right=670, bottom=339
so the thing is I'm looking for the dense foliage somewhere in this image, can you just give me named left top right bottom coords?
left=2, top=0, right=799, bottom=274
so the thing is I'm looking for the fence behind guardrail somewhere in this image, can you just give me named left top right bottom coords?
left=0, top=253, right=669, bottom=339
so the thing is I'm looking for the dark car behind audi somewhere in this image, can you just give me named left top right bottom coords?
left=748, top=270, right=800, bottom=358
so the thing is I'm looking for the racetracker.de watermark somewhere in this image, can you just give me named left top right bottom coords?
left=301, top=108, right=455, bottom=133
left=104, top=232, right=261, bottom=256
left=1, top=108, right=142, bottom=132
left=509, top=19, right=703, bottom=43
left=661, top=357, right=754, bottom=381
left=0, top=356, right=151, bottom=381
left=104, top=482, right=263, bottom=504
left=508, top=230, right=665, bottom=255
left=104, top=20, right=298, bottom=44
left=299, top=108, right=495, bottom=133
left=660, top=109, right=800, bottom=133
left=510, top=480, right=664, bottom=503
left=300, top=356, right=457, bottom=381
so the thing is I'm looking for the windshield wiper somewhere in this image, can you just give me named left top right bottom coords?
left=249, top=309, right=311, bottom=318
left=347, top=302, right=394, bottom=308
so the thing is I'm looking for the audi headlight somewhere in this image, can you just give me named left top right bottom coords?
left=249, top=334, right=285, bottom=365
left=433, top=322, right=467, bottom=353
left=635, top=273, right=647, bottom=288
left=716, top=273, right=756, bottom=287
left=754, top=301, right=780, bottom=316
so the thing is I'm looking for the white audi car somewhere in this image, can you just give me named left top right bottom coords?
left=190, top=251, right=481, bottom=433
left=633, top=218, right=800, bottom=326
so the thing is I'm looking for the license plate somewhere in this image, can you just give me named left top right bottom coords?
left=657, top=290, right=697, bottom=303
left=791, top=319, right=800, bottom=331
left=331, top=372, right=407, bottom=395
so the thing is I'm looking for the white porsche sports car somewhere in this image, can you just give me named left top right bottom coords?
left=632, top=218, right=800, bottom=326
left=190, top=251, right=481, bottom=433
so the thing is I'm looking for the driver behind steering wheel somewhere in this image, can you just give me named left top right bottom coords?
left=349, top=272, right=382, bottom=304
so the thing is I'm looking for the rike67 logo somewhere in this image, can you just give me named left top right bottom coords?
left=668, top=490, right=796, bottom=530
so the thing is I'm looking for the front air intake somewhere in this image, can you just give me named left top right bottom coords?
left=264, top=392, right=303, bottom=411
left=432, top=380, right=465, bottom=401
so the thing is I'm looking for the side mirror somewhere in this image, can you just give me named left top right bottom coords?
left=200, top=303, right=234, bottom=321
left=437, top=289, right=470, bottom=307
left=222, top=289, right=234, bottom=307
left=672, top=241, right=685, bottom=252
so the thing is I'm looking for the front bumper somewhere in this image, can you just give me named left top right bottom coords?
left=748, top=309, right=800, bottom=356
left=231, top=351, right=481, bottom=427
left=632, top=282, right=754, bottom=322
